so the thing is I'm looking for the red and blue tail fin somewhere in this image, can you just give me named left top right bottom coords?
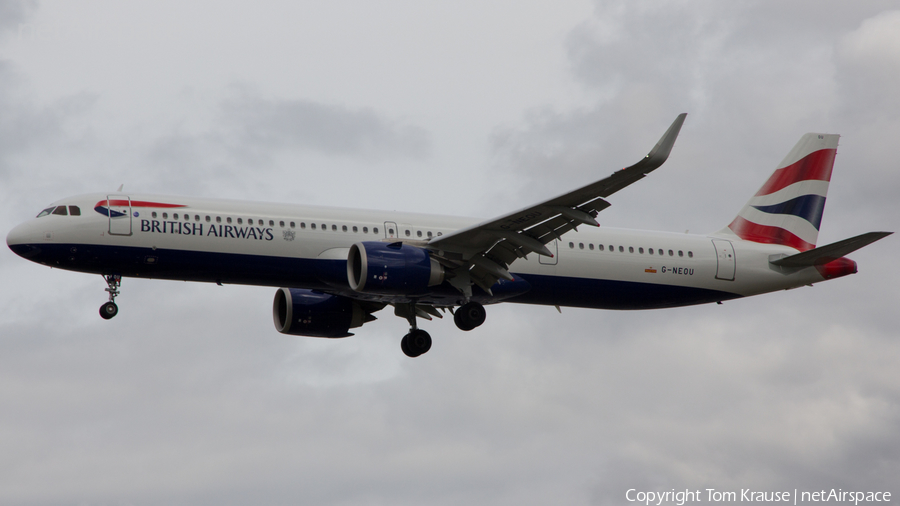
left=723, top=133, right=839, bottom=252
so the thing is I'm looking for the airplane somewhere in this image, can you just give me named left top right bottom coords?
left=6, top=114, right=892, bottom=357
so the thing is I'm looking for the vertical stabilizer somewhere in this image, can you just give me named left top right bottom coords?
left=723, top=133, right=839, bottom=251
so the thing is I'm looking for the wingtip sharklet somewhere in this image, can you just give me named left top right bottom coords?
left=645, top=113, right=687, bottom=166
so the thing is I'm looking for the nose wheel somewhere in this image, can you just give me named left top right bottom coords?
left=100, top=274, right=121, bottom=320
left=100, top=301, right=118, bottom=319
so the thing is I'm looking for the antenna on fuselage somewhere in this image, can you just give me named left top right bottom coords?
left=116, top=184, right=124, bottom=192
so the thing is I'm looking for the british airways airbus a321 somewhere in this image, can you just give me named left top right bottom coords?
left=6, top=114, right=892, bottom=357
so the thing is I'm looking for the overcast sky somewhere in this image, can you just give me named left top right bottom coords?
left=2, top=1, right=900, bottom=505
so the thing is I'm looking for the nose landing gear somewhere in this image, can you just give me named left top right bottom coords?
left=100, top=274, right=121, bottom=320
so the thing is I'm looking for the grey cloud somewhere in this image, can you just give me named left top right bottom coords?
left=0, top=0, right=36, bottom=39
left=2, top=2, right=899, bottom=505
left=492, top=1, right=900, bottom=235
left=220, top=91, right=431, bottom=161
left=136, top=90, right=432, bottom=197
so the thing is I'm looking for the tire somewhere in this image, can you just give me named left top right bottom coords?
left=401, top=329, right=432, bottom=357
left=100, top=302, right=118, bottom=320
left=454, top=302, right=485, bottom=331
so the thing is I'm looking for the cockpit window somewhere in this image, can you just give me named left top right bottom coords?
left=68, top=206, right=81, bottom=216
left=52, top=206, right=68, bottom=216
left=36, top=207, right=55, bottom=218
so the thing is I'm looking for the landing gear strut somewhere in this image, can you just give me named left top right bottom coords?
left=100, top=274, right=121, bottom=320
left=454, top=301, right=486, bottom=331
left=399, top=302, right=432, bottom=358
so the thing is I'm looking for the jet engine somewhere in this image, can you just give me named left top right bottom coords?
left=347, top=241, right=444, bottom=295
left=272, top=288, right=376, bottom=338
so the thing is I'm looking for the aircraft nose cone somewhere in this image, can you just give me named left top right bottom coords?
left=7, top=221, right=42, bottom=259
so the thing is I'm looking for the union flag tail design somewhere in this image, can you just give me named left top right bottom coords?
left=725, top=133, right=839, bottom=252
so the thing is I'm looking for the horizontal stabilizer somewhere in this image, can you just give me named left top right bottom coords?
left=770, top=231, right=892, bottom=267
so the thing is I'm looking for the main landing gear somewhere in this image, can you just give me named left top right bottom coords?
left=398, top=301, right=486, bottom=358
left=454, top=301, right=486, bottom=331
left=401, top=328, right=432, bottom=358
left=99, top=274, right=121, bottom=320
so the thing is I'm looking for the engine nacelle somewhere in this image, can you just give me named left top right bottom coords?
left=272, top=288, right=373, bottom=338
left=347, top=241, right=444, bottom=295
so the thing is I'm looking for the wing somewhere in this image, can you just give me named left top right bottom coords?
left=426, top=113, right=687, bottom=295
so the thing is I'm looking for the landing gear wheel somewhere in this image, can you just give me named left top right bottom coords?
left=401, top=329, right=432, bottom=358
left=454, top=302, right=486, bottom=331
left=100, top=301, right=118, bottom=320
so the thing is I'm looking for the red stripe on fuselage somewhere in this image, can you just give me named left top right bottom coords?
left=755, top=148, right=836, bottom=196
left=95, top=200, right=187, bottom=208
left=728, top=216, right=815, bottom=251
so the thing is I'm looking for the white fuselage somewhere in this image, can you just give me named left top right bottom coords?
left=7, top=192, right=830, bottom=310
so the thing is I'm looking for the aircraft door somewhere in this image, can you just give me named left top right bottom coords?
left=539, top=239, right=558, bottom=265
left=384, top=221, right=398, bottom=239
left=107, top=195, right=133, bottom=236
left=712, top=239, right=735, bottom=281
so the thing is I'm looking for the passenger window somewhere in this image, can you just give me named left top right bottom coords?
left=237, top=218, right=242, bottom=224
left=658, top=249, right=663, bottom=256
left=618, top=246, right=624, bottom=252
left=311, top=223, right=317, bottom=230
left=678, top=250, right=684, bottom=257
left=417, top=231, right=422, bottom=237
left=195, top=215, right=200, bottom=221
left=280, top=220, right=285, bottom=227
left=321, top=224, right=325, bottom=231
left=405, top=230, right=411, bottom=237
left=669, top=250, right=674, bottom=256
left=174, top=213, right=179, bottom=219
left=299, top=222, right=305, bottom=229
left=389, top=228, right=395, bottom=235
left=353, top=226, right=358, bottom=233
left=579, top=243, right=584, bottom=250
left=226, top=217, right=232, bottom=224
left=427, top=231, right=433, bottom=238
left=363, top=227, right=368, bottom=233
left=437, top=231, right=442, bottom=236
left=290, top=222, right=296, bottom=228
left=688, top=251, right=693, bottom=258
left=598, top=244, right=604, bottom=251
left=184, top=215, right=190, bottom=221
left=152, top=212, right=158, bottom=219
left=589, top=244, right=594, bottom=250
left=374, top=227, right=379, bottom=234
left=53, top=206, right=68, bottom=216
left=569, top=242, right=574, bottom=249
left=629, top=246, right=634, bottom=253
left=69, top=206, right=81, bottom=216
left=342, top=225, right=348, bottom=232
left=216, top=216, right=222, bottom=223
left=163, top=213, right=168, bottom=219
left=205, top=216, right=211, bottom=222
left=649, top=248, right=654, bottom=255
